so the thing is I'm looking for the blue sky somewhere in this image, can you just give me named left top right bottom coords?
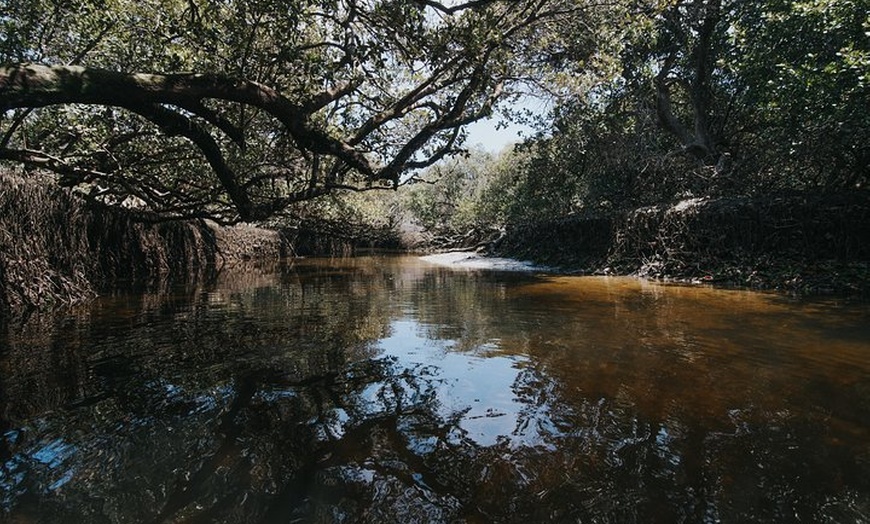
left=463, top=116, right=535, bottom=153
left=463, top=95, right=551, bottom=152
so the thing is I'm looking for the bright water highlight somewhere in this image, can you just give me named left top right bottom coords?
left=1, top=255, right=868, bottom=522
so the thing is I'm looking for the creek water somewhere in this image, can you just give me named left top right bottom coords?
left=1, top=255, right=868, bottom=523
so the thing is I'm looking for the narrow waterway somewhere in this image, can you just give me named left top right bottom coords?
left=1, top=255, right=868, bottom=523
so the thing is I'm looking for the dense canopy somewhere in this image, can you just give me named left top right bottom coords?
left=2, top=0, right=867, bottom=225
left=0, top=0, right=592, bottom=222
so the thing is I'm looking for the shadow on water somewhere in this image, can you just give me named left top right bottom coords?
left=1, top=255, right=868, bottom=523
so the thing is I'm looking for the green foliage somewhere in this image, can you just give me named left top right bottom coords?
left=563, top=0, right=868, bottom=197
left=3, top=0, right=865, bottom=230
left=403, top=149, right=497, bottom=233
left=404, top=0, right=868, bottom=236
left=618, top=0, right=869, bottom=190
left=731, top=0, right=870, bottom=188
left=288, top=189, right=404, bottom=234
left=2, top=0, right=578, bottom=223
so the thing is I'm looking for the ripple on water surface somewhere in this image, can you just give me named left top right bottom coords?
left=1, top=255, right=868, bottom=522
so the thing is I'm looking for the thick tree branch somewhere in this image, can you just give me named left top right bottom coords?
left=0, top=64, right=378, bottom=179
left=173, top=100, right=246, bottom=148
left=124, top=103, right=257, bottom=219
left=652, top=0, right=723, bottom=166
left=413, top=0, right=501, bottom=14
left=689, top=0, right=721, bottom=163
left=654, top=54, right=692, bottom=147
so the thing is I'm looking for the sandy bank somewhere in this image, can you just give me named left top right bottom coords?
left=420, top=251, right=548, bottom=272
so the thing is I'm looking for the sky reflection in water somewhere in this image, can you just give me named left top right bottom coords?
left=1, top=255, right=868, bottom=523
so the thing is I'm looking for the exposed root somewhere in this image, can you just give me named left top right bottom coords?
left=0, top=172, right=292, bottom=316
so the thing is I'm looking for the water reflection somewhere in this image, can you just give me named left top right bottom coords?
left=1, top=256, right=868, bottom=523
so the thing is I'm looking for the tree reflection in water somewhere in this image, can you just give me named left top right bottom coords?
left=1, top=256, right=868, bottom=523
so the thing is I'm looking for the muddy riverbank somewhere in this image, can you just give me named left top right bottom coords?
left=488, top=192, right=870, bottom=294
left=0, top=173, right=402, bottom=316
left=0, top=173, right=290, bottom=315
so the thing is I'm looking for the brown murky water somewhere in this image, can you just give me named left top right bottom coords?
left=1, top=255, right=868, bottom=523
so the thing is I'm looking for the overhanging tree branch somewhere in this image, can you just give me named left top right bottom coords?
left=124, top=103, right=257, bottom=219
left=0, top=0, right=570, bottom=222
left=0, top=64, right=379, bottom=179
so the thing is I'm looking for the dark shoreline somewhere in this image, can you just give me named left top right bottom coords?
left=3, top=170, right=868, bottom=318
left=488, top=192, right=870, bottom=296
